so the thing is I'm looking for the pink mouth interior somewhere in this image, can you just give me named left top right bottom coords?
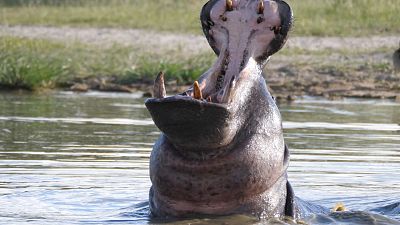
left=184, top=0, right=282, bottom=104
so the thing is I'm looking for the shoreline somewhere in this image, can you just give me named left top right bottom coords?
left=2, top=82, right=400, bottom=103
left=10, top=77, right=397, bottom=102
left=1, top=25, right=399, bottom=100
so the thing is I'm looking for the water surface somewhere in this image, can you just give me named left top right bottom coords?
left=0, top=91, right=399, bottom=224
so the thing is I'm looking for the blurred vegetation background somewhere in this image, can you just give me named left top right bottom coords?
left=1, top=0, right=399, bottom=36
left=0, top=0, right=399, bottom=91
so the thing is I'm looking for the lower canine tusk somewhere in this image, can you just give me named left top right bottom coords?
left=193, top=81, right=203, bottom=100
left=153, top=71, right=166, bottom=99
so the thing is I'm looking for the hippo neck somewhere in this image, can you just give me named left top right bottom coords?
left=150, top=125, right=289, bottom=217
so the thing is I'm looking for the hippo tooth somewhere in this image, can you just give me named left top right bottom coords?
left=257, top=0, right=264, bottom=14
left=153, top=71, right=166, bottom=99
left=226, top=0, right=233, bottom=11
left=220, top=76, right=235, bottom=103
left=193, top=81, right=203, bottom=100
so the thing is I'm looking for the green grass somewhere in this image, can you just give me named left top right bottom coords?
left=1, top=0, right=398, bottom=91
left=287, top=0, right=400, bottom=36
left=0, top=0, right=208, bottom=34
left=0, top=36, right=215, bottom=90
left=0, top=37, right=67, bottom=89
left=1, top=0, right=399, bottom=36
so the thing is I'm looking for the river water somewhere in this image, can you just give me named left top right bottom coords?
left=0, top=91, right=399, bottom=225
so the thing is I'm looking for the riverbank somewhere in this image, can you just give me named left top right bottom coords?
left=1, top=25, right=399, bottom=100
left=1, top=0, right=399, bottom=37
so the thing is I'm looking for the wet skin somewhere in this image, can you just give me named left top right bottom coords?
left=145, top=0, right=323, bottom=219
left=393, top=42, right=400, bottom=72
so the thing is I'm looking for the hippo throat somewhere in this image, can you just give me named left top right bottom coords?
left=145, top=0, right=294, bottom=219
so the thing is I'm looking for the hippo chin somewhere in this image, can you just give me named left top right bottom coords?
left=145, top=0, right=318, bottom=219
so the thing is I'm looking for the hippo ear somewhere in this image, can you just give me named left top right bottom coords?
left=200, top=0, right=221, bottom=56
left=259, top=0, right=293, bottom=62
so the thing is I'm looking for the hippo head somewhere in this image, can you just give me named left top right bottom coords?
left=146, top=0, right=292, bottom=154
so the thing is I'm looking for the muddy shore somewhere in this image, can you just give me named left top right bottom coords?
left=1, top=25, right=399, bottom=100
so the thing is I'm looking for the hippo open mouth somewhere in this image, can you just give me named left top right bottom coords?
left=146, top=0, right=292, bottom=153
left=145, top=0, right=295, bottom=218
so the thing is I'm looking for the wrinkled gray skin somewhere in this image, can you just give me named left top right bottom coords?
left=145, top=0, right=327, bottom=220
left=394, top=42, right=400, bottom=72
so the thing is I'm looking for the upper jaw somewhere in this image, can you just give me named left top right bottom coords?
left=201, top=0, right=293, bottom=60
left=149, top=0, right=292, bottom=106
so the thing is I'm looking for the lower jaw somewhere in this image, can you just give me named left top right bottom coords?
left=145, top=96, right=234, bottom=151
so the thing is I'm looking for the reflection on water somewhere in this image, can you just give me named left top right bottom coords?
left=0, top=92, right=399, bottom=225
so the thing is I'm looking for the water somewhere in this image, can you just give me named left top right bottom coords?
left=0, top=91, right=399, bottom=225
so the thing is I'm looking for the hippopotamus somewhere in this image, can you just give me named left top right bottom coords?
left=145, top=0, right=326, bottom=220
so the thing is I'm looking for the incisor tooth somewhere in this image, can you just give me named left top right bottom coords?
left=193, top=81, right=203, bottom=100
left=226, top=0, right=233, bottom=11
left=220, top=76, right=235, bottom=103
left=257, top=0, right=264, bottom=14
left=153, top=71, right=166, bottom=99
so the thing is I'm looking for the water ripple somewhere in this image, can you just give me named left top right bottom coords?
left=285, top=121, right=400, bottom=131
left=1, top=116, right=399, bottom=131
left=0, top=116, right=154, bottom=126
left=1, top=93, right=399, bottom=224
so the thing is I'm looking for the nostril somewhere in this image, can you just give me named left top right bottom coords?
left=275, top=26, right=282, bottom=35
left=220, top=15, right=227, bottom=22
left=270, top=26, right=282, bottom=35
